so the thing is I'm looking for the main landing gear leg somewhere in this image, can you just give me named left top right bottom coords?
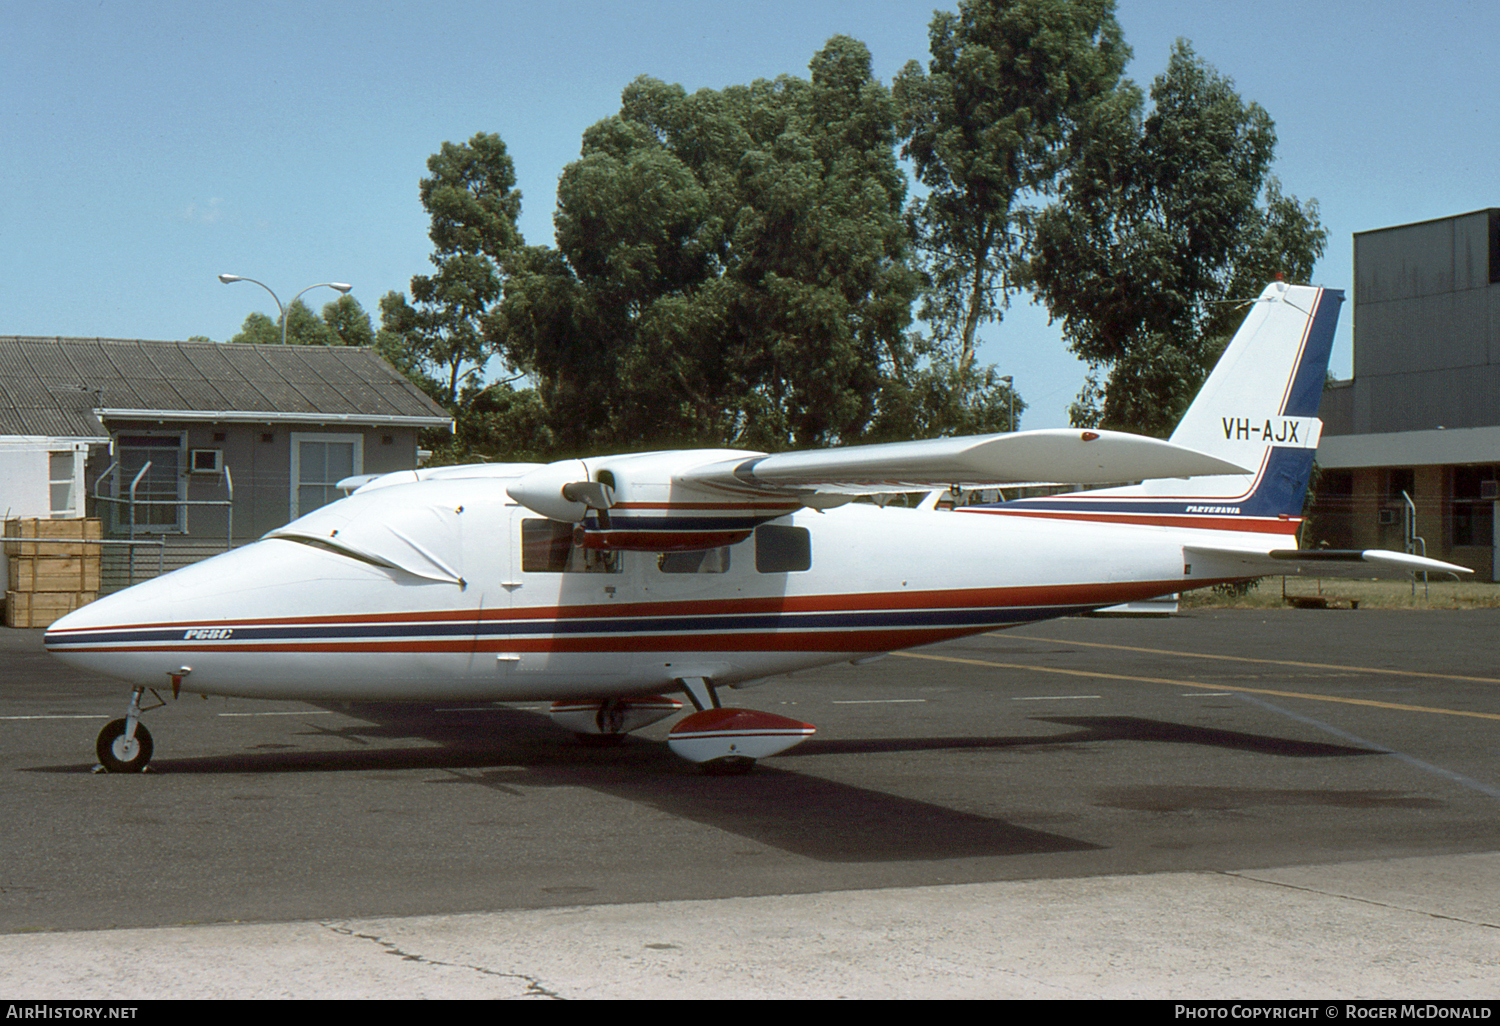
left=96, top=687, right=156, bottom=774
left=548, top=695, right=684, bottom=745
left=666, top=676, right=815, bottom=775
left=679, top=676, right=720, bottom=712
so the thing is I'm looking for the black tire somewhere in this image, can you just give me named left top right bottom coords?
left=96, top=719, right=153, bottom=773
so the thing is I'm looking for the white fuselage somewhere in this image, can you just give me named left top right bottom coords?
left=43, top=475, right=1275, bottom=703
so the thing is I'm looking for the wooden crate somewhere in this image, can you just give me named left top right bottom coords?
left=8, top=555, right=102, bottom=593
left=4, top=590, right=97, bottom=628
left=3, top=518, right=103, bottom=557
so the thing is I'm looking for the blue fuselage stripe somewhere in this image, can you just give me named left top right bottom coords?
left=44, top=602, right=1103, bottom=649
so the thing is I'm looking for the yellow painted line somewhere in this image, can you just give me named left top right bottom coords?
left=218, top=709, right=335, bottom=717
left=893, top=650, right=1500, bottom=722
left=1007, top=635, right=1500, bottom=686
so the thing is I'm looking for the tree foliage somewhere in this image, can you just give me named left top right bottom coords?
left=380, top=132, right=524, bottom=407
left=495, top=36, right=922, bottom=453
left=229, top=294, right=375, bottom=347
left=320, top=294, right=375, bottom=347
left=358, top=14, right=1325, bottom=461
left=894, top=0, right=1128, bottom=377
left=1025, top=41, right=1326, bottom=436
left=867, top=331, right=1026, bottom=438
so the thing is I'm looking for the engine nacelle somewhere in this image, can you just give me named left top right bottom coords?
left=510, top=449, right=801, bottom=551
left=507, top=460, right=603, bottom=523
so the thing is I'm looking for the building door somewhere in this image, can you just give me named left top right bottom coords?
left=114, top=434, right=185, bottom=533
left=289, top=432, right=363, bottom=520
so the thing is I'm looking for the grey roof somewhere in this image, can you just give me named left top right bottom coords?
left=0, top=337, right=452, bottom=438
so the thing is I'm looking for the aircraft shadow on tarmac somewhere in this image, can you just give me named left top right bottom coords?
left=780, top=715, right=1382, bottom=760
left=1024, top=716, right=1381, bottom=759
left=27, top=703, right=1389, bottom=864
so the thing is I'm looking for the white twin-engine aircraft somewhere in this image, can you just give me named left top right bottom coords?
left=47, top=281, right=1468, bottom=774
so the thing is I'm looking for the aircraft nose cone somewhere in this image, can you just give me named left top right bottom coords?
left=43, top=584, right=170, bottom=682
left=45, top=588, right=135, bottom=648
left=41, top=544, right=262, bottom=680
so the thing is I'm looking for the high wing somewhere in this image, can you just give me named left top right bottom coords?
left=678, top=428, right=1248, bottom=501
left=505, top=429, right=1248, bottom=549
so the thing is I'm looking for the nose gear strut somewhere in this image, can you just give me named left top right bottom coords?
left=95, top=685, right=162, bottom=773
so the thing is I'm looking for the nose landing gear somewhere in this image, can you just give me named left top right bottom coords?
left=95, top=686, right=161, bottom=773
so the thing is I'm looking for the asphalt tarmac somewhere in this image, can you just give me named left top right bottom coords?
left=2, top=608, right=1497, bottom=998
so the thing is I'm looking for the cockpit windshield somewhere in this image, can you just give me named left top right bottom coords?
left=266, top=481, right=484, bottom=585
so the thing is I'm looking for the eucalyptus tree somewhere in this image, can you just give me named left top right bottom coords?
left=496, top=36, right=922, bottom=453
left=1026, top=41, right=1326, bottom=436
left=894, top=0, right=1129, bottom=387
left=380, top=132, right=524, bottom=407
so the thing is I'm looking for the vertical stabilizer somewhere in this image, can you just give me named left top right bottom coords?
left=1166, top=281, right=1339, bottom=477
left=1148, top=281, right=1342, bottom=516
left=972, top=282, right=1343, bottom=534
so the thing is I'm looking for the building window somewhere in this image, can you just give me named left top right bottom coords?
left=48, top=451, right=77, bottom=518
left=1384, top=468, right=1414, bottom=503
left=290, top=433, right=363, bottom=520
left=1307, top=470, right=1354, bottom=549
left=1452, top=465, right=1498, bottom=547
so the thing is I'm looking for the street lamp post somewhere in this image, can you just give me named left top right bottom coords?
left=1000, top=375, right=1014, bottom=432
left=218, top=274, right=352, bottom=345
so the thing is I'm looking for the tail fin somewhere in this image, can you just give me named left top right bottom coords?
left=1172, top=282, right=1340, bottom=451
left=976, top=281, right=1344, bottom=535
left=1142, top=280, right=1343, bottom=516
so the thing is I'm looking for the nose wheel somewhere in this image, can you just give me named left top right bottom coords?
left=96, top=718, right=154, bottom=773
left=95, top=686, right=160, bottom=774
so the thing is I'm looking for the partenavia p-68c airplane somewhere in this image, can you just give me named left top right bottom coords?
left=46, top=281, right=1468, bottom=774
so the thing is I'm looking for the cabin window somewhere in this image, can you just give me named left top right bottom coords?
left=521, top=519, right=620, bottom=573
left=658, top=547, right=731, bottom=574
left=754, top=525, right=811, bottom=573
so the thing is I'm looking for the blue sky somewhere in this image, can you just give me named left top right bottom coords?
left=5, top=0, right=1497, bottom=429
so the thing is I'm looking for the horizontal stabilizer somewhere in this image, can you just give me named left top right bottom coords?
left=684, top=429, right=1248, bottom=497
left=1185, top=545, right=1472, bottom=581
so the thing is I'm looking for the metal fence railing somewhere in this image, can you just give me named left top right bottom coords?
left=89, top=459, right=236, bottom=590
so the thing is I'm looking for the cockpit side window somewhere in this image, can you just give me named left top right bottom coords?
left=521, top=518, right=620, bottom=573
left=754, top=525, right=811, bottom=573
